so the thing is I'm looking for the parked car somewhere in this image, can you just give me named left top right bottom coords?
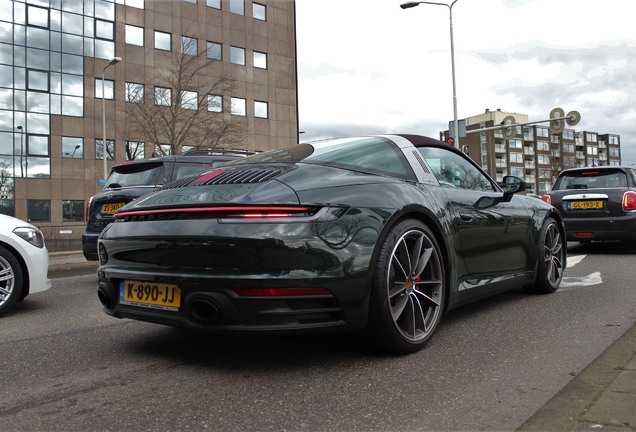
left=82, top=150, right=247, bottom=260
left=96, top=135, right=566, bottom=353
left=0, top=214, right=51, bottom=317
left=541, top=165, right=636, bottom=245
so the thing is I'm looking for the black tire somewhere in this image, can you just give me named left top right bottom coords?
left=365, top=219, right=445, bottom=354
left=0, top=246, right=24, bottom=317
left=523, top=218, right=565, bottom=294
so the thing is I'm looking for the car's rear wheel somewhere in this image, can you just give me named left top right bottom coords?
left=524, top=218, right=564, bottom=294
left=365, top=219, right=445, bottom=354
left=0, top=246, right=23, bottom=317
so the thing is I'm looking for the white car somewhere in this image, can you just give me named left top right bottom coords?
left=0, top=214, right=51, bottom=317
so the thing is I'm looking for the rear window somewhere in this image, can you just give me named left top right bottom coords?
left=553, top=170, right=627, bottom=190
left=105, top=162, right=163, bottom=187
left=225, top=137, right=412, bottom=179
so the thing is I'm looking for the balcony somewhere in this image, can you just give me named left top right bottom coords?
left=495, top=160, right=507, bottom=168
left=599, top=154, right=608, bottom=161
left=494, top=130, right=504, bottom=139
left=525, top=161, right=535, bottom=169
left=524, top=147, right=534, bottom=155
left=496, top=174, right=504, bottom=182
left=599, top=140, right=607, bottom=148
left=495, top=144, right=506, bottom=153
left=525, top=175, right=536, bottom=183
left=576, top=151, right=585, bottom=159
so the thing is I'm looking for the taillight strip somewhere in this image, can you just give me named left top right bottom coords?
left=114, top=206, right=310, bottom=219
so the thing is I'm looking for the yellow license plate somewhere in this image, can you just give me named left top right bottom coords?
left=102, top=203, right=126, bottom=214
left=570, top=200, right=603, bottom=210
left=119, top=280, right=181, bottom=311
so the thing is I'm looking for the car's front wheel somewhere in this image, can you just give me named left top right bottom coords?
left=365, top=219, right=445, bottom=354
left=0, top=246, right=23, bottom=317
left=524, top=217, right=565, bottom=294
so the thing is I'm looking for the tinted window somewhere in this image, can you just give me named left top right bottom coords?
left=226, top=137, right=412, bottom=179
left=172, top=163, right=212, bottom=181
left=105, top=162, right=164, bottom=187
left=553, top=170, right=627, bottom=190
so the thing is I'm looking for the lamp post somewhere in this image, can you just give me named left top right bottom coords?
left=102, top=57, right=122, bottom=179
left=16, top=125, right=24, bottom=177
left=400, top=0, right=461, bottom=149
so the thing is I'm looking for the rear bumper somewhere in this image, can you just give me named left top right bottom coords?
left=564, top=213, right=636, bottom=242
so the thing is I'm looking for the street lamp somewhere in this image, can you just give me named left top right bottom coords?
left=16, top=125, right=24, bottom=177
left=102, top=56, right=122, bottom=179
left=400, top=0, right=461, bottom=149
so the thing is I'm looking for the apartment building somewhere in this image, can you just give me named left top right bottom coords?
left=0, top=0, right=297, bottom=248
left=442, top=109, right=621, bottom=195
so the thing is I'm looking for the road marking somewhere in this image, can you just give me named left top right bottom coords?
left=560, top=271, right=603, bottom=290
left=567, top=254, right=586, bottom=268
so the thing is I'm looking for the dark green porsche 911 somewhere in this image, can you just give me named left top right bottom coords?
left=97, top=135, right=566, bottom=353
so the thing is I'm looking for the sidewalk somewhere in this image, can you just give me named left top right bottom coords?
left=48, top=250, right=98, bottom=272
left=47, top=251, right=636, bottom=430
left=519, top=321, right=636, bottom=431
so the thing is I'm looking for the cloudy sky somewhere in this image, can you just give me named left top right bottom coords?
left=295, top=0, right=636, bottom=164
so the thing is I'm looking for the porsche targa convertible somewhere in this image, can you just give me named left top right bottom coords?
left=97, top=135, right=565, bottom=353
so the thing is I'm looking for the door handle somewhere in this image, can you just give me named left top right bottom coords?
left=459, top=212, right=473, bottom=222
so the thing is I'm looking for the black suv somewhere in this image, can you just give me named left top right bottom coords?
left=542, top=166, right=636, bottom=245
left=82, top=150, right=246, bottom=260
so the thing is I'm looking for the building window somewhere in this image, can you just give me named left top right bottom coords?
left=253, top=3, right=266, bottom=20
left=563, top=144, right=575, bottom=153
left=536, top=127, right=549, bottom=138
left=154, top=31, right=171, bottom=51
left=509, top=152, right=523, bottom=163
left=609, top=135, right=619, bottom=145
left=95, top=78, right=114, bottom=99
left=207, top=41, right=222, bottom=60
left=230, top=0, right=244, bottom=15
left=253, top=51, right=267, bottom=69
left=181, top=36, right=198, bottom=56
left=536, top=141, right=549, bottom=151
left=181, top=91, right=198, bottom=110
left=27, top=5, right=50, bottom=28
left=563, top=130, right=574, bottom=140
left=254, top=101, right=268, bottom=118
left=27, top=70, right=49, bottom=92
left=95, top=19, right=115, bottom=40
left=231, top=97, right=246, bottom=116
left=230, top=46, right=245, bottom=65
left=62, top=137, right=83, bottom=158
left=62, top=200, right=84, bottom=222
left=155, top=144, right=171, bottom=156
left=155, top=87, right=172, bottom=106
left=207, top=0, right=221, bottom=9
left=126, top=83, right=145, bottom=103
left=208, top=95, right=222, bottom=112
left=586, top=133, right=597, bottom=142
left=609, top=148, right=620, bottom=157
left=27, top=200, right=50, bottom=222
left=537, top=155, right=550, bottom=165
left=95, top=139, right=115, bottom=160
left=183, top=0, right=197, bottom=3
left=125, top=25, right=144, bottom=46
left=126, top=141, right=145, bottom=160
left=508, top=139, right=522, bottom=149
left=587, top=146, right=598, bottom=155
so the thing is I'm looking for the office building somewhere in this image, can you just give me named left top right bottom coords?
left=0, top=0, right=297, bottom=249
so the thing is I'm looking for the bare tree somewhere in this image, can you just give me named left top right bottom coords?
left=125, top=28, right=246, bottom=157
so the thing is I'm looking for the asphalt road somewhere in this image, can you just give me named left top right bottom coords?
left=2, top=242, right=636, bottom=431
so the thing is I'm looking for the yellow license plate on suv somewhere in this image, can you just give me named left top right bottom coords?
left=569, top=200, right=603, bottom=210
left=119, top=280, right=181, bottom=311
left=102, top=203, right=126, bottom=214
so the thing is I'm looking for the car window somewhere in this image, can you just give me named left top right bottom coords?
left=225, top=137, right=413, bottom=179
left=105, top=162, right=164, bottom=187
left=173, top=163, right=212, bottom=181
left=554, top=170, right=627, bottom=190
left=417, top=147, right=494, bottom=191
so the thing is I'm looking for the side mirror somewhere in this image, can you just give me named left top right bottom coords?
left=502, top=176, right=526, bottom=201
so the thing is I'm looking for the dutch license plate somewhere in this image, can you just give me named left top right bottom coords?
left=101, top=203, right=125, bottom=214
left=568, top=200, right=603, bottom=210
left=119, top=280, right=181, bottom=311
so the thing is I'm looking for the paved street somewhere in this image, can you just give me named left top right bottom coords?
left=1, top=242, right=635, bottom=431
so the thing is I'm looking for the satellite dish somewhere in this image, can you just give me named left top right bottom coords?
left=502, top=115, right=516, bottom=139
left=566, top=110, right=581, bottom=126
left=549, top=107, right=565, bottom=134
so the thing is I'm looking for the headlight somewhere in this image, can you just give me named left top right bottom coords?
left=13, top=227, right=45, bottom=248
